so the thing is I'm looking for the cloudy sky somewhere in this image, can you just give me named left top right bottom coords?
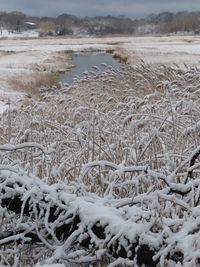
left=1, top=0, right=200, bottom=18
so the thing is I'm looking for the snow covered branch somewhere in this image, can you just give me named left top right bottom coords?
left=0, top=142, right=55, bottom=155
left=0, top=159, right=200, bottom=266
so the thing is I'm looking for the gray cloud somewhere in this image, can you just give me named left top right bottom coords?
left=1, top=0, right=200, bottom=18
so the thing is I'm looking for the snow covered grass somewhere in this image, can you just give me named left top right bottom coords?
left=0, top=48, right=72, bottom=110
left=2, top=62, right=200, bottom=191
left=1, top=62, right=200, bottom=266
left=8, top=72, right=59, bottom=96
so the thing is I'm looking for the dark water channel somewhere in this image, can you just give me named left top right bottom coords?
left=60, top=52, right=123, bottom=85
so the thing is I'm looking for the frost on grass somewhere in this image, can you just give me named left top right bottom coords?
left=1, top=64, right=200, bottom=266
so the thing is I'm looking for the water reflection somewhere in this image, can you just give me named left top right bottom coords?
left=60, top=52, right=123, bottom=85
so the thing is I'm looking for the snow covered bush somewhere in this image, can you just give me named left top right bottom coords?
left=1, top=63, right=200, bottom=266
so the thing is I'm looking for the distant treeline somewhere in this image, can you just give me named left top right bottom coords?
left=0, top=10, right=200, bottom=36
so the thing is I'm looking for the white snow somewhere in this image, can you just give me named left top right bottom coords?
left=0, top=29, right=39, bottom=38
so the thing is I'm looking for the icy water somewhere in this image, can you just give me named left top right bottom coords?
left=60, top=52, right=123, bottom=85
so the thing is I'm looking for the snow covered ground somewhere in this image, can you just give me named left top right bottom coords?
left=121, top=35, right=200, bottom=65
left=0, top=29, right=39, bottom=38
left=1, top=35, right=200, bottom=113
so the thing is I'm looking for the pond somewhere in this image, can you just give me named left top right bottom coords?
left=60, top=52, right=123, bottom=85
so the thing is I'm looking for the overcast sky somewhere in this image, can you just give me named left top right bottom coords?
left=1, top=0, right=200, bottom=18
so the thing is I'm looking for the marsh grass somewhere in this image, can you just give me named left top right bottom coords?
left=2, top=63, right=200, bottom=186
left=8, top=72, right=59, bottom=96
left=2, top=63, right=200, bottom=266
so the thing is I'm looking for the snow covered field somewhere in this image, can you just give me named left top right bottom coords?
left=0, top=34, right=200, bottom=113
left=121, top=35, right=200, bottom=65
left=0, top=29, right=39, bottom=38
left=0, top=37, right=116, bottom=112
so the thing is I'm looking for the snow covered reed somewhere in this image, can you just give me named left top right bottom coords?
left=1, top=63, right=200, bottom=266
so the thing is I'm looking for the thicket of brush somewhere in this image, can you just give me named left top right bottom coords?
left=1, top=63, right=200, bottom=266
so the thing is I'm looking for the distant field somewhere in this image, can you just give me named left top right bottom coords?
left=0, top=35, right=200, bottom=111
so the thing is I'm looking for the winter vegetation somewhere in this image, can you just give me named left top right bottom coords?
left=1, top=51, right=200, bottom=266
left=1, top=10, right=200, bottom=37
left=1, top=8, right=200, bottom=264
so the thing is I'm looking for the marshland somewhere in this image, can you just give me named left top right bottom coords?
left=1, top=34, right=200, bottom=266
